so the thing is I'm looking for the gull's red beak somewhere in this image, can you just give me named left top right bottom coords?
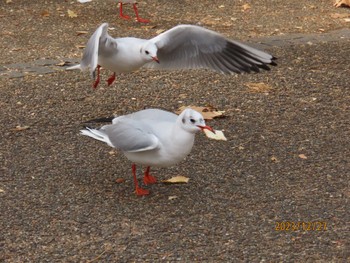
left=198, top=125, right=215, bottom=133
left=152, top=56, right=160, bottom=63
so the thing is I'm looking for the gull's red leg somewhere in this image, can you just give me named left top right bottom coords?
left=107, top=73, right=116, bottom=86
left=93, top=65, right=101, bottom=89
left=119, top=2, right=131, bottom=20
left=133, top=3, right=150, bottom=23
left=143, top=166, right=157, bottom=185
left=132, top=164, right=149, bottom=196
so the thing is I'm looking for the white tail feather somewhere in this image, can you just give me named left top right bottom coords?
left=66, top=64, right=82, bottom=71
left=80, top=128, right=113, bottom=147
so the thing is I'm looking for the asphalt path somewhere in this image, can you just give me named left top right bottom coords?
left=1, top=0, right=349, bottom=261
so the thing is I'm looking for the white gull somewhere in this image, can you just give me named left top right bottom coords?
left=80, top=108, right=214, bottom=196
left=68, top=23, right=276, bottom=88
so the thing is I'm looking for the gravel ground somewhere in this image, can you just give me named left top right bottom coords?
left=1, top=0, right=349, bottom=261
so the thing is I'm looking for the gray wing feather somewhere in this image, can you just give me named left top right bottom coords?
left=103, top=119, right=159, bottom=153
left=79, top=23, right=118, bottom=77
left=143, top=24, right=276, bottom=73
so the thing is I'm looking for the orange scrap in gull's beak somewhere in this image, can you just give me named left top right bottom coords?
left=198, top=125, right=215, bottom=133
left=152, top=56, right=160, bottom=63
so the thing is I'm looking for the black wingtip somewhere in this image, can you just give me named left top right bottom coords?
left=258, top=64, right=271, bottom=71
left=251, top=65, right=260, bottom=73
left=270, top=56, right=278, bottom=66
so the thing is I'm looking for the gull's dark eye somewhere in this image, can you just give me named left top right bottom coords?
left=145, top=50, right=149, bottom=55
left=190, top=118, right=196, bottom=123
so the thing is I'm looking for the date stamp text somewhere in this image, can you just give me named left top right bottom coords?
left=275, top=221, right=327, bottom=231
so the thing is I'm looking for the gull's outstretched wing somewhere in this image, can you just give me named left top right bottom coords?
left=144, top=24, right=276, bottom=73
left=67, top=23, right=118, bottom=78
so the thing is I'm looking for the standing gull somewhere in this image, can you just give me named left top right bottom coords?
left=68, top=23, right=276, bottom=88
left=80, top=108, right=214, bottom=196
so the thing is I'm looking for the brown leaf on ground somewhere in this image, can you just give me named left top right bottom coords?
left=140, top=25, right=157, bottom=31
left=115, top=178, right=125, bottom=184
left=76, top=45, right=86, bottom=49
left=41, top=10, right=50, bottom=17
left=299, top=154, right=308, bottom=159
left=67, top=9, right=78, bottom=18
left=245, top=82, right=273, bottom=93
left=162, top=176, right=189, bottom=184
left=176, top=105, right=225, bottom=120
left=155, top=29, right=166, bottom=34
left=334, top=0, right=350, bottom=8
left=76, top=31, right=88, bottom=36
left=108, top=150, right=116, bottom=156
left=242, top=3, right=251, bottom=11
left=12, top=125, right=30, bottom=131
left=271, top=156, right=279, bottom=162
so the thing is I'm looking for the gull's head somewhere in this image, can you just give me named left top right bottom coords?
left=141, top=42, right=159, bottom=63
left=178, top=109, right=213, bottom=134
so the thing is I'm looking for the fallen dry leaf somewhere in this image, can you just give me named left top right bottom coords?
left=176, top=105, right=225, bottom=120
left=56, top=62, right=66, bottom=66
left=0, top=188, right=4, bottom=193
left=41, top=10, right=50, bottom=17
left=12, top=125, right=30, bottom=131
left=6, top=0, right=12, bottom=3
left=334, top=0, right=350, bottom=8
left=242, top=3, right=251, bottom=11
left=168, top=196, right=178, bottom=200
left=76, top=45, right=86, bottom=49
left=299, top=154, right=308, bottom=159
left=67, top=9, right=78, bottom=18
left=155, top=29, right=166, bottom=34
left=140, top=25, right=157, bottom=30
left=203, top=129, right=227, bottom=141
left=115, top=178, right=125, bottom=184
left=271, top=156, right=279, bottom=162
left=76, top=30, right=88, bottom=36
left=245, top=82, right=273, bottom=93
left=162, top=175, right=189, bottom=184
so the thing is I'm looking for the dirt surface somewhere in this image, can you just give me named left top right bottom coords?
left=1, top=0, right=349, bottom=261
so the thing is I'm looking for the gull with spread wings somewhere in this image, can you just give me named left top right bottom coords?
left=68, top=23, right=276, bottom=88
